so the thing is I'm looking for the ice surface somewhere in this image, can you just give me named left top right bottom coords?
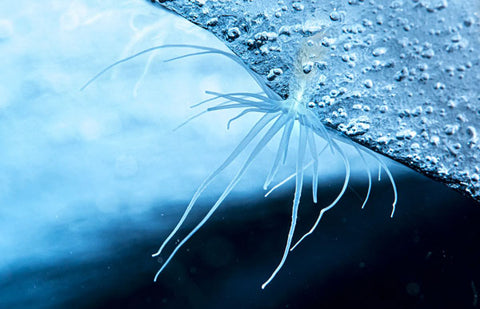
left=151, top=0, right=480, bottom=201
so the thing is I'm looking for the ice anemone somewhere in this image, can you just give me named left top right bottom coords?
left=82, top=31, right=398, bottom=289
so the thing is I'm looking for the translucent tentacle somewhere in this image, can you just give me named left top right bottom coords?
left=281, top=116, right=295, bottom=164
left=154, top=114, right=289, bottom=281
left=173, top=109, right=210, bottom=132
left=264, top=169, right=297, bottom=198
left=174, top=100, right=234, bottom=131
left=262, top=119, right=308, bottom=289
left=206, top=95, right=273, bottom=110
left=133, top=51, right=156, bottom=97
left=378, top=163, right=382, bottom=181
left=164, top=51, right=214, bottom=63
left=264, top=144, right=328, bottom=198
left=161, top=48, right=281, bottom=100
left=173, top=101, right=244, bottom=131
left=290, top=140, right=350, bottom=251
left=190, top=95, right=222, bottom=108
left=82, top=44, right=227, bottom=91
left=207, top=103, right=250, bottom=111
left=350, top=142, right=372, bottom=209
left=227, top=108, right=267, bottom=130
left=304, top=112, right=335, bottom=154
left=176, top=103, right=267, bottom=132
left=367, top=151, right=397, bottom=218
left=191, top=92, right=264, bottom=109
left=263, top=118, right=294, bottom=190
left=307, top=128, right=319, bottom=203
left=81, top=44, right=282, bottom=101
left=151, top=112, right=278, bottom=258
left=205, top=91, right=278, bottom=108
left=161, top=47, right=281, bottom=100
left=212, top=92, right=276, bottom=103
left=383, top=164, right=397, bottom=218
left=120, top=18, right=165, bottom=68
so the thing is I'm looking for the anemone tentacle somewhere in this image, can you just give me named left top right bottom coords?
left=84, top=41, right=398, bottom=289
left=205, top=91, right=278, bottom=109
left=155, top=113, right=290, bottom=281
left=263, top=117, right=295, bottom=190
left=164, top=51, right=215, bottom=63
left=133, top=52, right=157, bottom=97
left=227, top=108, right=269, bottom=129
left=306, top=128, right=320, bottom=203
left=262, top=118, right=308, bottom=289
left=81, top=44, right=282, bottom=101
left=152, top=112, right=279, bottom=258
left=290, top=139, right=351, bottom=251
left=264, top=143, right=329, bottom=198
left=174, top=99, right=235, bottom=131
left=365, top=150, right=397, bottom=217
left=350, top=142, right=372, bottom=209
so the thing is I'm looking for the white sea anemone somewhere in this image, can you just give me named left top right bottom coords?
left=82, top=41, right=397, bottom=289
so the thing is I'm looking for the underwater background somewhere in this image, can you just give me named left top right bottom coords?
left=1, top=1, right=479, bottom=308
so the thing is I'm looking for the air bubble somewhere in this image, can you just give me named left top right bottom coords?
left=451, top=34, right=462, bottom=42
left=412, top=106, right=422, bottom=116
left=447, top=100, right=456, bottom=108
left=467, top=126, right=478, bottom=146
left=292, top=3, right=304, bottom=11
left=419, top=73, right=430, bottom=82
left=227, top=27, right=241, bottom=41
left=395, top=67, right=409, bottom=81
left=464, top=17, right=474, bottom=27
left=421, top=49, right=435, bottom=59
left=418, top=63, right=428, bottom=71
left=372, top=47, right=387, bottom=57
left=376, top=15, right=384, bottom=25
left=452, top=143, right=461, bottom=150
left=267, top=68, right=283, bottom=80
left=444, top=124, right=459, bottom=135
left=467, top=126, right=477, bottom=138
left=426, top=156, right=439, bottom=164
left=379, top=105, right=388, bottom=113
left=330, top=10, right=341, bottom=21
left=411, top=143, right=420, bottom=150
left=437, top=0, right=448, bottom=8
left=396, top=129, right=417, bottom=140
left=303, top=62, right=313, bottom=74
left=362, top=19, right=373, bottom=27
left=330, top=89, right=340, bottom=97
left=206, top=18, right=218, bottom=26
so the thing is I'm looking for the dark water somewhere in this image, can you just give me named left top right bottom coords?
left=3, top=172, right=480, bottom=309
